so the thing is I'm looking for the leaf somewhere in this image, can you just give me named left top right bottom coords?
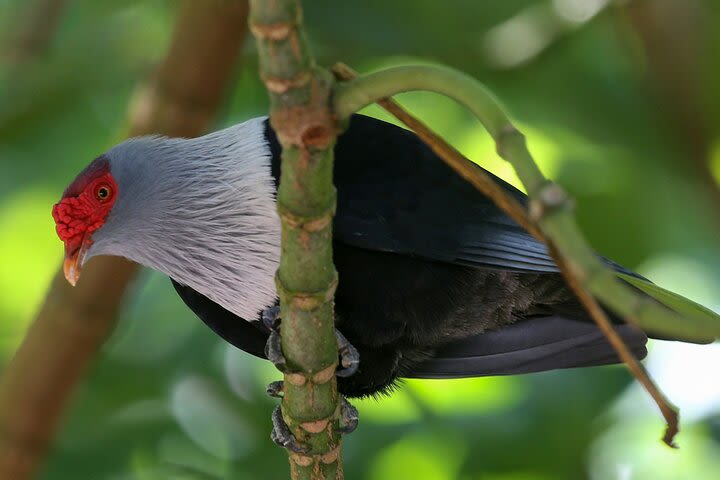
left=616, top=273, right=719, bottom=343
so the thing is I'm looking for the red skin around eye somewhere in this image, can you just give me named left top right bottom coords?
left=52, top=172, right=118, bottom=252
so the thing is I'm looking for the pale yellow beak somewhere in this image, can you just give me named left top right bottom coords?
left=63, top=237, right=91, bottom=287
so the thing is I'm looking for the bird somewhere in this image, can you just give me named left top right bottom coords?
left=52, top=114, right=716, bottom=399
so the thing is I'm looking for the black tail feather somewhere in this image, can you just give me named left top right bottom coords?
left=408, top=315, right=648, bottom=379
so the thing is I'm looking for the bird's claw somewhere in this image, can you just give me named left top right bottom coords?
left=265, top=329, right=287, bottom=372
left=266, top=380, right=284, bottom=398
left=261, top=306, right=289, bottom=372
left=270, top=397, right=358, bottom=451
left=336, top=397, right=359, bottom=434
left=261, top=305, right=281, bottom=331
left=261, top=306, right=360, bottom=378
left=271, top=405, right=310, bottom=454
left=335, top=330, right=360, bottom=378
left=268, top=379, right=357, bottom=449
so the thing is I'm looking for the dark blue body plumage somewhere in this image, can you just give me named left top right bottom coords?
left=173, top=115, right=648, bottom=397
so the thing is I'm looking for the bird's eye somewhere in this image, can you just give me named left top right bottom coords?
left=95, top=184, right=112, bottom=202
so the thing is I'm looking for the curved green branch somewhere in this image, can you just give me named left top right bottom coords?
left=334, top=64, right=718, bottom=343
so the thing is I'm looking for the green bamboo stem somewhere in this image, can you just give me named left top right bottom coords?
left=333, top=64, right=718, bottom=343
left=249, top=1, right=344, bottom=478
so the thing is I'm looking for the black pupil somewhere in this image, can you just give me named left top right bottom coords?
left=98, top=188, right=108, bottom=199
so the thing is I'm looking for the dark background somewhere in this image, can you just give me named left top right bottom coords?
left=1, top=1, right=719, bottom=478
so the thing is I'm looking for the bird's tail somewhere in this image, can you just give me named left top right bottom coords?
left=408, top=274, right=719, bottom=379
left=407, top=315, right=648, bottom=379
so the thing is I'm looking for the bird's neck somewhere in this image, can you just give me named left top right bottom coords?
left=97, top=117, right=281, bottom=320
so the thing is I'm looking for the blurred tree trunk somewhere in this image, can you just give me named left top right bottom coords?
left=3, top=0, right=68, bottom=65
left=625, top=0, right=720, bottom=205
left=0, top=1, right=249, bottom=478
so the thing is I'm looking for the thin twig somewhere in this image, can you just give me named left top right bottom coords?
left=552, top=253, right=679, bottom=447
left=331, top=62, right=679, bottom=447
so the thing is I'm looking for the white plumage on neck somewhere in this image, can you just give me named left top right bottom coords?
left=89, top=117, right=281, bottom=319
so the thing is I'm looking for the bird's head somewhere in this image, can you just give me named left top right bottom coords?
left=52, top=156, right=119, bottom=286
left=51, top=118, right=281, bottom=319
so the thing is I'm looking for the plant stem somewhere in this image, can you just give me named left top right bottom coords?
left=249, top=1, right=344, bottom=478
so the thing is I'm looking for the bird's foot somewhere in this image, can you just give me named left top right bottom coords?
left=267, top=380, right=358, bottom=447
left=261, top=305, right=287, bottom=372
left=270, top=405, right=310, bottom=454
left=335, top=329, right=360, bottom=378
left=261, top=304, right=281, bottom=330
left=261, top=306, right=360, bottom=378
left=267, top=381, right=308, bottom=453
left=337, top=397, right=359, bottom=434
left=266, top=380, right=284, bottom=398
left=265, top=329, right=287, bottom=372
left=261, top=305, right=360, bottom=449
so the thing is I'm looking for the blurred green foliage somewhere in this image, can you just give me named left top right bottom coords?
left=1, top=0, right=719, bottom=479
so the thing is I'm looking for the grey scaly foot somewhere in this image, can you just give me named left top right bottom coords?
left=261, top=305, right=281, bottom=330
left=261, top=306, right=360, bottom=446
left=261, top=306, right=288, bottom=372
left=336, top=397, right=359, bottom=434
left=266, top=381, right=307, bottom=452
left=270, top=406, right=309, bottom=454
left=266, top=380, right=284, bottom=398
left=261, top=306, right=360, bottom=378
left=333, top=333, right=359, bottom=435
left=335, top=330, right=360, bottom=377
left=265, top=329, right=287, bottom=372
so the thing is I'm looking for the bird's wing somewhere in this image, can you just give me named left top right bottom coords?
left=266, top=115, right=632, bottom=275
left=407, top=315, right=648, bottom=378
left=331, top=115, right=559, bottom=273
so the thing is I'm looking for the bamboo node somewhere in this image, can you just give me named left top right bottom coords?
left=270, top=78, right=335, bottom=147
left=275, top=271, right=339, bottom=310
left=301, top=125, right=334, bottom=148
left=529, top=182, right=573, bottom=221
left=495, top=124, right=522, bottom=157
left=312, top=364, right=337, bottom=384
left=291, top=295, right=324, bottom=311
left=262, top=71, right=312, bottom=94
left=290, top=452, right=315, bottom=467
left=286, top=372, right=308, bottom=386
left=249, top=6, right=302, bottom=41
left=279, top=207, right=335, bottom=232
left=300, top=418, right=330, bottom=433
left=320, top=446, right=341, bottom=464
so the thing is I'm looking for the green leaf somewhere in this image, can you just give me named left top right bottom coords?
left=616, top=273, right=719, bottom=343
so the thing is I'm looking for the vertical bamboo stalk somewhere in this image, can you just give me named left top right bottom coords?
left=249, top=0, right=344, bottom=478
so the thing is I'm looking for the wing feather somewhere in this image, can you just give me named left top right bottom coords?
left=407, top=316, right=648, bottom=378
left=266, top=115, right=640, bottom=277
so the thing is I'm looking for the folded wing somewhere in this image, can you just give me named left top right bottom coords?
left=408, top=315, right=648, bottom=378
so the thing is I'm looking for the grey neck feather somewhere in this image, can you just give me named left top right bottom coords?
left=89, top=117, right=281, bottom=320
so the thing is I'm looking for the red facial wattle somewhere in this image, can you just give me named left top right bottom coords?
left=52, top=171, right=118, bottom=285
